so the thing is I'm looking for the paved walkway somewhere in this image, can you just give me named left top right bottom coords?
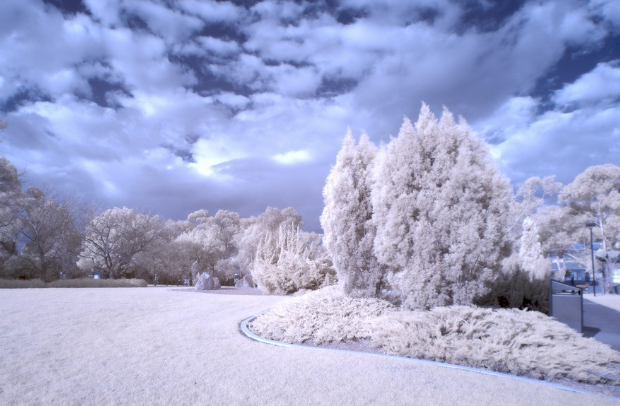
left=0, top=288, right=618, bottom=406
left=583, top=294, right=620, bottom=352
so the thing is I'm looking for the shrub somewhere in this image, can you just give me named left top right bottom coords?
left=250, top=287, right=620, bottom=385
left=0, top=278, right=148, bottom=288
left=475, top=255, right=550, bottom=314
left=250, top=286, right=393, bottom=344
left=252, top=224, right=336, bottom=294
left=47, top=278, right=148, bottom=288
left=0, top=279, right=46, bottom=289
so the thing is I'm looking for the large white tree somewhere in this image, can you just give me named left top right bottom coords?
left=79, top=207, right=164, bottom=279
left=321, top=130, right=383, bottom=297
left=372, top=105, right=512, bottom=310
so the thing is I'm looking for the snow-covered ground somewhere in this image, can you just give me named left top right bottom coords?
left=0, top=287, right=617, bottom=405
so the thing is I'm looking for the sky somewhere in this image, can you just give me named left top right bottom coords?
left=1, top=0, right=619, bottom=232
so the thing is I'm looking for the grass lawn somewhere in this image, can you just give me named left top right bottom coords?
left=1, top=287, right=618, bottom=405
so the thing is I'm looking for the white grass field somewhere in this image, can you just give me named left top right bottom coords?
left=1, top=287, right=618, bottom=406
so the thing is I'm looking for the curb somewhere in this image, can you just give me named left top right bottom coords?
left=240, top=314, right=620, bottom=402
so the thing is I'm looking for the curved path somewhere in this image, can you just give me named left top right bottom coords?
left=0, top=288, right=617, bottom=406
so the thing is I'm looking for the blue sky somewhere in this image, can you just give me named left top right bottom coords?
left=1, top=0, right=619, bottom=231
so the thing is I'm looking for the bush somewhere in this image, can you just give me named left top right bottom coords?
left=475, top=256, right=550, bottom=314
left=0, top=279, right=46, bottom=289
left=252, top=224, right=336, bottom=294
left=47, top=278, right=148, bottom=288
left=0, top=278, right=148, bottom=288
left=250, top=287, right=620, bottom=385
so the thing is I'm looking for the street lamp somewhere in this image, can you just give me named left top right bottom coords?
left=586, top=222, right=597, bottom=296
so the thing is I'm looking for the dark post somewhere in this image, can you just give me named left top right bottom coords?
left=586, top=222, right=597, bottom=297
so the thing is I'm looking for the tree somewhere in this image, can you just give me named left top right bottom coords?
left=19, top=187, right=82, bottom=282
left=518, top=217, right=549, bottom=280
left=0, top=158, right=23, bottom=277
left=371, top=105, right=512, bottom=310
left=79, top=207, right=164, bottom=279
left=211, top=210, right=242, bottom=259
left=321, top=130, right=383, bottom=297
left=253, top=223, right=335, bottom=294
left=132, top=219, right=190, bottom=285
left=174, top=221, right=225, bottom=278
left=0, top=158, right=23, bottom=241
left=509, top=176, right=562, bottom=237
left=236, top=206, right=303, bottom=274
left=559, top=164, right=620, bottom=292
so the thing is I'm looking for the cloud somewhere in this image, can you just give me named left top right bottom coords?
left=196, top=36, right=241, bottom=56
left=123, top=0, right=204, bottom=43
left=176, top=0, right=244, bottom=23
left=492, top=104, right=620, bottom=185
left=473, top=97, right=538, bottom=145
left=554, top=61, right=620, bottom=107
left=272, top=150, right=313, bottom=165
left=1, top=0, right=619, bottom=233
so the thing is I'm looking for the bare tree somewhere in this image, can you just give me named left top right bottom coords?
left=18, top=186, right=83, bottom=282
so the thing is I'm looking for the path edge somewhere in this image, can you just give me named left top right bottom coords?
left=240, top=314, right=619, bottom=402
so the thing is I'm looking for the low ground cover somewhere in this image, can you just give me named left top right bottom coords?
left=0, top=278, right=147, bottom=288
left=250, top=286, right=620, bottom=386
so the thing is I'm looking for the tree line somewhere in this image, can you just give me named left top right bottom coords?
left=1, top=111, right=618, bottom=310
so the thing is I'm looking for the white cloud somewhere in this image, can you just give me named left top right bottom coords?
left=215, top=92, right=250, bottom=109
left=127, top=0, right=204, bottom=43
left=473, top=97, right=538, bottom=145
left=272, top=149, right=313, bottom=165
left=492, top=105, right=620, bottom=184
left=2, top=0, right=619, bottom=231
left=554, top=61, right=620, bottom=107
left=591, top=0, right=620, bottom=28
left=197, top=36, right=241, bottom=56
left=271, top=65, right=322, bottom=97
left=177, top=0, right=244, bottom=23
left=189, top=136, right=246, bottom=177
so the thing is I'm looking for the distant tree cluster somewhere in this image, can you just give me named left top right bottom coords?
left=0, top=152, right=332, bottom=291
left=2, top=110, right=618, bottom=305
left=0, top=158, right=92, bottom=281
left=70, top=203, right=335, bottom=289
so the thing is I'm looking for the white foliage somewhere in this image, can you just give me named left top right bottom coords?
left=321, top=130, right=383, bottom=297
left=79, top=207, right=164, bottom=279
left=518, top=217, right=549, bottom=280
left=371, top=105, right=512, bottom=310
left=236, top=206, right=303, bottom=273
left=250, top=287, right=620, bottom=385
left=252, top=223, right=335, bottom=294
left=174, top=221, right=225, bottom=275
